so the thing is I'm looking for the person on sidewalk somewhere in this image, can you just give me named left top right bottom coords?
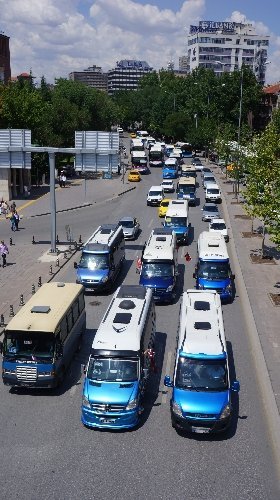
left=10, top=212, right=16, bottom=231
left=0, top=240, right=9, bottom=267
left=58, top=173, right=63, bottom=188
left=61, top=172, right=66, bottom=187
left=14, top=210, right=20, bottom=231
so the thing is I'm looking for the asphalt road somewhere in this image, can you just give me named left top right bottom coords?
left=0, top=153, right=279, bottom=499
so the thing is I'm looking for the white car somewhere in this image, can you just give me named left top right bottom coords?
left=209, top=218, right=229, bottom=242
left=161, top=179, right=175, bottom=193
left=147, top=186, right=165, bottom=206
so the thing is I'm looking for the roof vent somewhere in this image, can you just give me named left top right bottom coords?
left=100, top=228, right=111, bottom=234
left=194, top=321, right=211, bottom=330
left=156, top=236, right=166, bottom=242
left=113, top=313, right=132, bottom=324
left=194, top=301, right=210, bottom=311
left=57, top=282, right=65, bottom=287
left=119, top=299, right=136, bottom=310
left=208, top=242, right=219, bottom=247
left=31, top=306, right=50, bottom=314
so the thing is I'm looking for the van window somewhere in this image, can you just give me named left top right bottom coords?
left=60, top=317, right=68, bottom=342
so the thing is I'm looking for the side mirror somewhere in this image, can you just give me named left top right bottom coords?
left=231, top=274, right=235, bottom=280
left=0, top=341, right=3, bottom=354
left=74, top=262, right=77, bottom=269
left=164, top=375, right=173, bottom=387
left=81, top=363, right=87, bottom=375
left=143, top=368, right=149, bottom=379
left=231, top=380, right=240, bottom=393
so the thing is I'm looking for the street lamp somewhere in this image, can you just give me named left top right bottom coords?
left=194, top=113, right=198, bottom=129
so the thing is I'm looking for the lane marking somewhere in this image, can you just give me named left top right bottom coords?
left=162, top=351, right=172, bottom=404
left=148, top=218, right=154, bottom=228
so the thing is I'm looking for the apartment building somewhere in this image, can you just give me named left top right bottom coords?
left=186, top=20, right=269, bottom=84
left=69, top=65, right=108, bottom=91
left=107, top=59, right=153, bottom=95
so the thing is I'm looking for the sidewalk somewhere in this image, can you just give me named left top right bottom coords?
left=0, top=173, right=133, bottom=329
left=211, top=162, right=280, bottom=413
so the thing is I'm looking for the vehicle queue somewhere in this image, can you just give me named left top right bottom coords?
left=0, top=131, right=239, bottom=436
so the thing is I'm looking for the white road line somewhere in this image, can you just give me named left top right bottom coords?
left=180, top=247, right=185, bottom=259
left=162, top=351, right=172, bottom=404
left=148, top=218, right=154, bottom=228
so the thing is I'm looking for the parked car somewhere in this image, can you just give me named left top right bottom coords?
left=201, top=203, right=220, bottom=221
left=118, top=216, right=140, bottom=240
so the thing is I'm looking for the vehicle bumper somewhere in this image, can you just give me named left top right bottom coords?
left=147, top=200, right=161, bottom=206
left=171, top=412, right=231, bottom=433
left=2, top=375, right=56, bottom=388
left=79, top=280, right=111, bottom=292
left=175, top=233, right=188, bottom=244
left=81, top=408, right=139, bottom=429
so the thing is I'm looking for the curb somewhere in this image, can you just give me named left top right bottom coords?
left=221, top=188, right=280, bottom=481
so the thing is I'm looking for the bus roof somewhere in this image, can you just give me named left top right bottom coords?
left=5, top=283, right=84, bottom=333
left=178, top=177, right=196, bottom=185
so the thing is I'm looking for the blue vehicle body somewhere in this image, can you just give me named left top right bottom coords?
left=163, top=165, right=178, bottom=179
left=139, top=274, right=174, bottom=303
left=195, top=259, right=234, bottom=301
left=81, top=378, right=140, bottom=429
left=177, top=190, right=196, bottom=206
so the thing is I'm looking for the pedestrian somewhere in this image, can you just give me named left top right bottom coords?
left=10, top=212, right=16, bottom=231
left=0, top=240, right=9, bottom=267
left=10, top=201, right=16, bottom=213
left=61, top=172, right=66, bottom=187
left=14, top=210, right=20, bottom=231
left=58, top=173, right=63, bottom=188
left=184, top=252, right=192, bottom=262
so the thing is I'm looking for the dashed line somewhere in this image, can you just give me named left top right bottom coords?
left=162, top=351, right=172, bottom=404
left=148, top=218, right=154, bottom=228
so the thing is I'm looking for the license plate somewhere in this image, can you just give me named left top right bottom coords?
left=100, top=418, right=116, bottom=424
left=191, top=426, right=210, bottom=434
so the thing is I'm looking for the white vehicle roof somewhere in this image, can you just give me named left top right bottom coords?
left=164, top=158, right=177, bottom=165
left=149, top=185, right=163, bottom=192
left=178, top=289, right=226, bottom=358
left=170, top=199, right=188, bottom=209
left=143, top=227, right=176, bottom=262
left=205, top=182, right=220, bottom=190
left=209, top=218, right=226, bottom=225
left=131, top=150, right=146, bottom=157
left=137, top=130, right=148, bottom=137
left=92, top=285, right=153, bottom=353
left=181, top=164, right=196, bottom=171
left=198, top=231, right=228, bottom=260
left=165, top=144, right=174, bottom=149
left=166, top=201, right=189, bottom=219
left=162, top=179, right=173, bottom=184
left=150, top=145, right=163, bottom=152
left=178, top=177, right=196, bottom=185
left=131, top=138, right=144, bottom=146
left=84, top=224, right=122, bottom=247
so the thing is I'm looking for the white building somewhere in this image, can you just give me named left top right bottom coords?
left=186, top=21, right=269, bottom=84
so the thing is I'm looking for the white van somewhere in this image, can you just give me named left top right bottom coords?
left=205, top=183, right=222, bottom=203
left=147, top=186, right=164, bottom=206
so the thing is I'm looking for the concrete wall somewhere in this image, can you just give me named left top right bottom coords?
left=0, top=168, right=11, bottom=201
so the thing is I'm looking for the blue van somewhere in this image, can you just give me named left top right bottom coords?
left=162, top=159, right=178, bottom=179
left=163, top=200, right=190, bottom=245
left=74, top=224, right=125, bottom=292
left=193, top=231, right=235, bottom=301
left=81, top=285, right=156, bottom=430
left=164, top=289, right=240, bottom=434
left=139, top=228, right=178, bottom=303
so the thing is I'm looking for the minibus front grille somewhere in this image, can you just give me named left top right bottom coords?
left=16, top=366, right=37, bottom=382
left=91, top=403, right=126, bottom=412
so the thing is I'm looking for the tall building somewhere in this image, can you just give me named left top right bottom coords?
left=107, top=60, right=153, bottom=95
left=0, top=32, right=11, bottom=84
left=69, top=65, right=108, bottom=91
left=179, top=56, right=188, bottom=73
left=186, top=21, right=269, bottom=84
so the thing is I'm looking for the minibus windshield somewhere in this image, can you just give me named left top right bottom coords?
left=141, top=261, right=174, bottom=278
left=178, top=185, right=195, bottom=194
left=198, top=261, right=230, bottom=279
left=88, top=358, right=138, bottom=382
left=165, top=216, right=187, bottom=227
left=4, top=331, right=55, bottom=362
left=210, top=222, right=226, bottom=230
left=79, top=253, right=109, bottom=270
left=176, top=357, right=227, bottom=391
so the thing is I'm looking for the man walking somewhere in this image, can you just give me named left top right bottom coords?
left=0, top=240, right=9, bottom=267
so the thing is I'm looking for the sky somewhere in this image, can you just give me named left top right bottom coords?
left=0, top=0, right=279, bottom=85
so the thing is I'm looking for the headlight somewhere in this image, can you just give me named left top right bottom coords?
left=76, top=277, right=82, bottom=284
left=38, top=371, right=53, bottom=377
left=101, top=276, right=109, bottom=283
left=172, top=401, right=183, bottom=417
left=220, top=404, right=231, bottom=419
left=166, top=285, right=174, bottom=292
left=184, top=231, right=188, bottom=237
left=126, top=398, right=138, bottom=410
left=82, top=396, right=91, bottom=409
left=225, top=283, right=232, bottom=292
left=3, top=369, right=16, bottom=375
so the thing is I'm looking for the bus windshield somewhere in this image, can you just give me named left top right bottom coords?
left=79, top=253, right=109, bottom=270
left=176, top=357, right=227, bottom=391
left=178, top=184, right=195, bottom=194
left=165, top=216, right=187, bottom=227
left=198, top=261, right=230, bottom=279
left=4, top=331, right=55, bottom=362
left=141, top=261, right=174, bottom=278
left=88, top=358, right=139, bottom=382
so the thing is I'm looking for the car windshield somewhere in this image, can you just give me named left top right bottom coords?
left=120, top=220, right=134, bottom=228
left=150, top=151, right=162, bottom=158
left=198, top=261, right=230, bottom=279
left=208, top=189, right=219, bottom=194
left=204, top=205, right=219, bottom=213
left=149, top=191, right=161, bottom=196
left=88, top=358, right=139, bottom=382
left=79, top=253, right=109, bottom=270
left=205, top=177, right=215, bottom=183
left=211, top=223, right=226, bottom=230
left=165, top=216, right=187, bottom=227
left=176, top=357, right=228, bottom=391
left=164, top=165, right=176, bottom=170
left=141, top=261, right=174, bottom=278
left=161, top=201, right=170, bottom=207
left=3, top=331, right=55, bottom=362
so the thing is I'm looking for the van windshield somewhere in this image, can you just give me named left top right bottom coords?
left=207, top=188, right=219, bottom=194
left=178, top=185, right=195, bottom=194
left=79, top=253, right=109, bottom=270
left=165, top=216, right=187, bottom=227
left=198, top=261, right=230, bottom=279
left=176, top=357, right=228, bottom=391
left=88, top=358, right=139, bottom=382
left=3, top=331, right=55, bottom=362
left=141, top=262, right=174, bottom=278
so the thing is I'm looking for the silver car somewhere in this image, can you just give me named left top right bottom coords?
left=118, top=216, right=140, bottom=240
left=201, top=203, right=220, bottom=222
